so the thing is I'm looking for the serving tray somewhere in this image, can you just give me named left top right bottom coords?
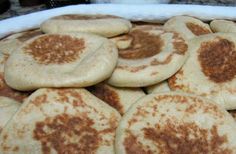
left=0, top=4, right=236, bottom=38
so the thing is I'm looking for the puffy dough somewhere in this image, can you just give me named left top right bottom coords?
left=0, top=52, right=30, bottom=102
left=41, top=14, right=132, bottom=37
left=108, top=25, right=189, bottom=87
left=4, top=33, right=118, bottom=91
left=168, top=33, right=236, bottom=110
left=116, top=92, right=236, bottom=154
left=0, top=88, right=121, bottom=154
left=210, top=20, right=236, bottom=33
left=164, top=16, right=212, bottom=40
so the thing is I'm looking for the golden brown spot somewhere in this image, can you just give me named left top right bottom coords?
left=173, top=33, right=188, bottom=55
left=100, top=115, right=119, bottom=136
left=168, top=70, right=186, bottom=91
left=134, top=106, right=149, bottom=117
left=24, top=35, right=85, bottom=64
left=55, top=89, right=84, bottom=107
left=33, top=113, right=102, bottom=154
left=0, top=74, right=30, bottom=102
left=32, top=94, right=47, bottom=106
left=17, top=30, right=42, bottom=42
left=154, top=94, right=223, bottom=117
left=53, top=14, right=119, bottom=20
left=88, top=84, right=123, bottom=115
left=143, top=122, right=231, bottom=154
left=118, top=29, right=164, bottom=59
left=198, top=38, right=236, bottom=83
left=186, top=22, right=211, bottom=36
left=124, top=131, right=152, bottom=154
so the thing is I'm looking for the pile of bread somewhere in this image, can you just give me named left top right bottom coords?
left=0, top=14, right=236, bottom=153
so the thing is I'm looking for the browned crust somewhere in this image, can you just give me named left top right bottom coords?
left=186, top=22, right=211, bottom=36
left=24, top=35, right=85, bottom=65
left=118, top=29, right=164, bottom=59
left=198, top=37, right=236, bottom=83
left=124, top=94, right=231, bottom=154
left=88, top=84, right=124, bottom=115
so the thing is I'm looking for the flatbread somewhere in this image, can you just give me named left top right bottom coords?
left=108, top=25, right=188, bottom=87
left=88, top=83, right=145, bottom=115
left=210, top=20, right=236, bottom=33
left=168, top=33, right=236, bottom=110
left=145, top=80, right=171, bottom=94
left=0, top=53, right=30, bottom=102
left=0, top=88, right=121, bottom=153
left=0, top=97, right=20, bottom=133
left=164, top=16, right=212, bottom=40
left=4, top=33, right=118, bottom=91
left=41, top=14, right=132, bottom=37
left=0, top=29, right=42, bottom=54
left=116, top=92, right=236, bottom=154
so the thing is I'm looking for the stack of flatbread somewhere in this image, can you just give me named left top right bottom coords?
left=0, top=14, right=236, bottom=153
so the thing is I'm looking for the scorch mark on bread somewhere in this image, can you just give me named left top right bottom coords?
left=198, top=37, right=236, bottom=83
left=24, top=35, right=85, bottom=65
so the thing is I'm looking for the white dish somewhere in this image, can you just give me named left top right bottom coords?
left=0, top=4, right=236, bottom=38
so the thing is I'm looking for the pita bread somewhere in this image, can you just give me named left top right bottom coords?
left=228, top=110, right=236, bottom=121
left=145, top=80, right=171, bottom=94
left=41, top=14, right=132, bottom=37
left=0, top=29, right=42, bottom=54
left=0, top=53, right=30, bottom=102
left=210, top=20, right=236, bottom=33
left=0, top=88, right=121, bottom=154
left=108, top=25, right=189, bottom=87
left=116, top=92, right=236, bottom=154
left=4, top=33, right=118, bottom=91
left=88, top=83, right=145, bottom=115
left=168, top=33, right=236, bottom=110
left=0, top=97, right=20, bottom=133
left=164, top=16, right=212, bottom=40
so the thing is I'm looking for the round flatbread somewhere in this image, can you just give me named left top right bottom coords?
left=145, top=80, right=171, bottom=94
left=0, top=97, right=20, bottom=133
left=164, top=16, right=212, bottom=40
left=116, top=92, right=236, bottom=154
left=108, top=25, right=188, bottom=87
left=88, top=83, right=145, bottom=115
left=168, top=33, right=236, bottom=110
left=210, top=20, right=236, bottom=33
left=0, top=29, right=42, bottom=54
left=0, top=53, right=30, bottom=102
left=0, top=88, right=121, bottom=153
left=4, top=33, right=118, bottom=91
left=41, top=14, right=132, bottom=37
